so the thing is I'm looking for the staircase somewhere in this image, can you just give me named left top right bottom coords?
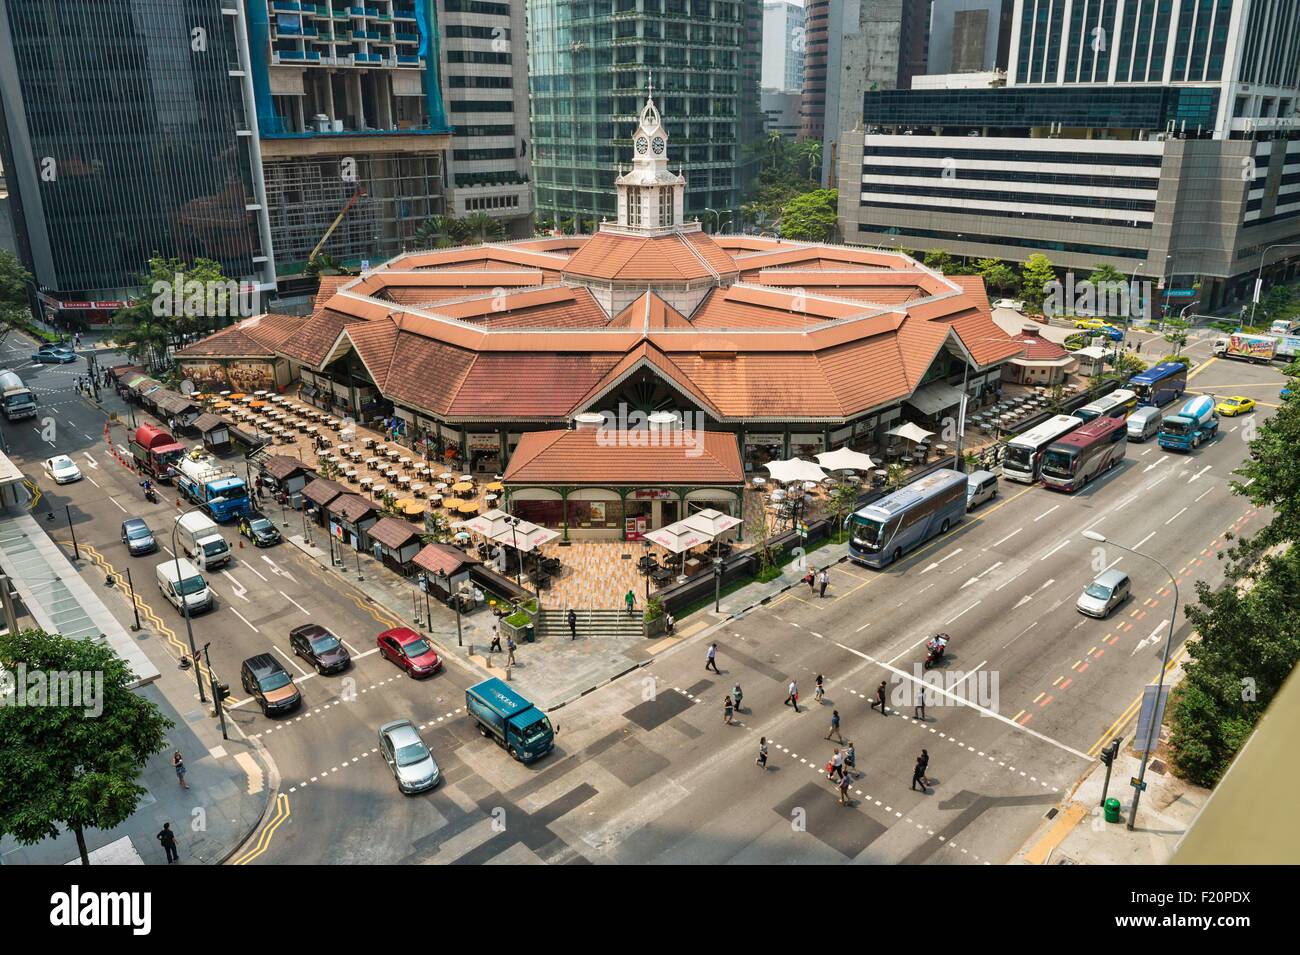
left=535, top=608, right=645, bottom=641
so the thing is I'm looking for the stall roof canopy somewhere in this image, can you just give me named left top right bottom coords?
left=327, top=493, right=377, bottom=523
left=192, top=412, right=229, bottom=433
left=905, top=380, right=965, bottom=416
left=262, top=454, right=309, bottom=481
left=886, top=421, right=935, bottom=443
left=302, top=477, right=349, bottom=507
left=152, top=390, right=200, bottom=415
left=367, top=516, right=423, bottom=549
left=412, top=542, right=482, bottom=577
left=504, top=429, right=743, bottom=485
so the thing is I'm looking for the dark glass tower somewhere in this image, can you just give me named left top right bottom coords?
left=0, top=0, right=270, bottom=299
left=528, top=0, right=761, bottom=232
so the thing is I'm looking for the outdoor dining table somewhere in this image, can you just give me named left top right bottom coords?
left=434, top=482, right=448, bottom=492
left=411, top=483, right=425, bottom=497
left=426, top=493, right=442, bottom=506
left=459, top=474, right=472, bottom=482
left=359, top=476, right=373, bottom=489
left=399, top=456, right=411, bottom=468
left=451, top=481, right=474, bottom=495
left=398, top=475, right=411, bottom=488
left=385, top=449, right=401, bottom=461
left=483, top=481, right=504, bottom=493
left=345, top=469, right=358, bottom=482
left=484, top=493, right=498, bottom=503
left=372, top=483, right=387, bottom=497
left=438, top=472, right=454, bottom=482
left=340, top=428, right=355, bottom=440
left=348, top=450, right=362, bottom=462
left=375, top=444, right=388, bottom=454
left=453, top=500, right=478, bottom=514
left=365, top=457, right=380, bottom=468
left=751, top=476, right=766, bottom=488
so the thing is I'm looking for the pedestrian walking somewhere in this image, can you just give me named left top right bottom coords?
left=172, top=750, right=189, bottom=790
left=705, top=642, right=720, bottom=673
left=731, top=682, right=743, bottom=712
left=870, top=680, right=888, bottom=715
left=756, top=737, right=769, bottom=769
left=814, top=673, right=825, bottom=703
left=830, top=748, right=844, bottom=781
left=844, top=741, right=856, bottom=778
left=919, top=748, right=930, bottom=786
left=724, top=695, right=734, bottom=724
left=506, top=636, right=516, bottom=666
left=489, top=625, right=502, bottom=654
left=818, top=568, right=829, bottom=598
left=914, top=686, right=927, bottom=721
left=567, top=608, right=577, bottom=641
left=784, top=679, right=799, bottom=712
left=912, top=755, right=929, bottom=792
left=665, top=611, right=675, bottom=635
left=157, top=823, right=179, bottom=863
left=624, top=589, right=636, bottom=615
left=825, top=708, right=842, bottom=742
left=804, top=569, right=815, bottom=592
left=838, top=770, right=852, bottom=806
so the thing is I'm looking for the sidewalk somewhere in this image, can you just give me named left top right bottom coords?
left=285, top=532, right=671, bottom=709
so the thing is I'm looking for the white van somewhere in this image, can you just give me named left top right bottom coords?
left=156, top=557, right=214, bottom=615
left=966, top=470, right=998, bottom=510
left=176, top=511, right=231, bottom=570
left=1126, top=406, right=1162, bottom=442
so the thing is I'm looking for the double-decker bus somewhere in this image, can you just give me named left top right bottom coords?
left=1072, top=388, right=1138, bottom=423
left=1040, top=415, right=1127, bottom=492
left=847, top=468, right=967, bottom=568
left=1002, top=414, right=1084, bottom=484
left=1127, top=362, right=1187, bottom=407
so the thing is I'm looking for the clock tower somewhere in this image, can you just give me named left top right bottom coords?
left=614, top=84, right=686, bottom=233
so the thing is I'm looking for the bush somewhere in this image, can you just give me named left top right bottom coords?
left=755, top=564, right=782, bottom=583
left=1161, top=354, right=1190, bottom=366
left=644, top=596, right=664, bottom=622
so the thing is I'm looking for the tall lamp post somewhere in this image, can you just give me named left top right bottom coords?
left=172, top=504, right=218, bottom=703
left=437, top=568, right=463, bottom=647
left=1248, top=243, right=1300, bottom=327
left=1082, top=530, right=1178, bottom=831
left=502, top=514, right=525, bottom=591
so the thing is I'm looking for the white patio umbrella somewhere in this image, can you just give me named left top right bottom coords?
left=885, top=422, right=935, bottom=444
left=452, top=508, right=511, bottom=538
left=765, top=457, right=827, bottom=483
left=489, top=520, right=559, bottom=554
left=815, top=446, right=877, bottom=472
left=644, top=521, right=714, bottom=554
left=681, top=508, right=743, bottom=541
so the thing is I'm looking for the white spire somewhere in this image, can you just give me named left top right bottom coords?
left=612, top=82, right=687, bottom=233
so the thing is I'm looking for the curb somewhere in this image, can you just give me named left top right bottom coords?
left=216, top=736, right=279, bottom=866
left=547, top=659, right=654, bottom=712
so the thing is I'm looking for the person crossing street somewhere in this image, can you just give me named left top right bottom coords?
left=705, top=642, right=720, bottom=673
left=825, top=708, right=843, bottom=743
left=870, top=680, right=889, bottom=715
left=784, top=680, right=799, bottom=712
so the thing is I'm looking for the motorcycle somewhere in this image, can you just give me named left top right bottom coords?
left=924, top=633, right=949, bottom=670
left=140, top=481, right=159, bottom=504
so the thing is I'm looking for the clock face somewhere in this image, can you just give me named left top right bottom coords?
left=651, top=136, right=665, bottom=155
left=635, top=136, right=649, bottom=155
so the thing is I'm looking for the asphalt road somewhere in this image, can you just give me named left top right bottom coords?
left=0, top=330, right=1285, bottom=864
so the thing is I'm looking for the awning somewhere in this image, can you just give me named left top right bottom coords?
left=644, top=521, right=713, bottom=554
left=906, top=381, right=965, bottom=416
left=452, top=508, right=512, bottom=538
left=764, top=458, right=827, bottom=483
left=489, top=520, right=559, bottom=553
left=815, top=447, right=876, bottom=471
left=680, top=508, right=742, bottom=541
left=886, top=421, right=936, bottom=443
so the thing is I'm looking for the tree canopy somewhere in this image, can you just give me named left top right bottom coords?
left=779, top=189, right=838, bottom=242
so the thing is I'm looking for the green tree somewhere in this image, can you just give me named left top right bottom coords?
left=111, top=255, right=237, bottom=365
left=1107, top=350, right=1148, bottom=377
left=975, top=258, right=1019, bottom=296
left=1020, top=253, right=1057, bottom=309
left=824, top=483, right=859, bottom=542
left=414, top=215, right=469, bottom=249
left=421, top=510, right=452, bottom=544
left=765, top=129, right=785, bottom=170
left=1162, top=317, right=1191, bottom=353
left=461, top=212, right=506, bottom=244
left=1233, top=378, right=1300, bottom=547
left=0, top=249, right=33, bottom=310
left=1087, top=263, right=1126, bottom=287
left=922, top=249, right=957, bottom=273
left=0, top=628, right=173, bottom=865
left=778, top=189, right=838, bottom=241
left=304, top=254, right=350, bottom=279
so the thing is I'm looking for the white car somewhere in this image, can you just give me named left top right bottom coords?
left=43, top=454, right=83, bottom=484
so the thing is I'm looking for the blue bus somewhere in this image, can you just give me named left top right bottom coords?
left=1127, top=362, right=1187, bottom=407
left=847, top=468, right=967, bottom=569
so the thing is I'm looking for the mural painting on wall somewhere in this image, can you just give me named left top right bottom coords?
left=181, top=360, right=277, bottom=393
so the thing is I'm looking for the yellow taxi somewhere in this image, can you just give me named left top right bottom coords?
left=1215, top=396, right=1256, bottom=416
left=1073, top=318, right=1110, bottom=330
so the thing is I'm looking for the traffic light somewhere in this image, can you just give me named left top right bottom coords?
left=214, top=681, right=231, bottom=701
left=1100, top=738, right=1121, bottom=767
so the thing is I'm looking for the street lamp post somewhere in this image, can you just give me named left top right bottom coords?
left=172, top=506, right=212, bottom=704
left=1082, top=530, right=1178, bottom=831
left=1248, top=243, right=1300, bottom=327
left=421, top=573, right=433, bottom=631
left=437, top=569, right=462, bottom=646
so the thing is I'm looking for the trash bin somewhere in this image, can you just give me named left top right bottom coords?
left=1103, top=797, right=1122, bottom=824
left=525, top=624, right=535, bottom=643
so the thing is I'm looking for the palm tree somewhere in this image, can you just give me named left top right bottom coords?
left=461, top=212, right=506, bottom=244
left=803, top=140, right=823, bottom=181
left=414, top=215, right=469, bottom=249
left=766, top=129, right=784, bottom=170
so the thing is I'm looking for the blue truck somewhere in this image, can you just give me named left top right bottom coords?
left=175, top=454, right=251, bottom=522
left=466, top=678, right=555, bottom=763
left=1157, top=395, right=1219, bottom=452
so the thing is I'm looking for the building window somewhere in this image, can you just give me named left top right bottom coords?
left=628, top=187, right=642, bottom=226
left=659, top=189, right=673, bottom=226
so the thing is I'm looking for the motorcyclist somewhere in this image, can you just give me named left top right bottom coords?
left=927, top=633, right=948, bottom=661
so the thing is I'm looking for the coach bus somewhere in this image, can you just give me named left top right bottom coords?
left=1040, top=415, right=1127, bottom=492
left=1002, top=414, right=1084, bottom=484
left=1072, top=388, right=1139, bottom=423
left=847, top=468, right=967, bottom=568
left=1127, top=362, right=1187, bottom=407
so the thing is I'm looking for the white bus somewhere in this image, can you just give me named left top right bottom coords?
left=1002, top=414, right=1084, bottom=484
left=1072, top=388, right=1138, bottom=423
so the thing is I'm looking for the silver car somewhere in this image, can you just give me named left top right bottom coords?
left=1076, top=569, right=1131, bottom=618
left=378, top=719, right=440, bottom=794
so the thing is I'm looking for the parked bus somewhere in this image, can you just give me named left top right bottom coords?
left=1127, top=362, right=1187, bottom=407
left=847, top=468, right=967, bottom=568
left=1040, top=415, right=1127, bottom=492
left=1002, top=414, right=1084, bottom=484
left=1072, top=388, right=1138, bottom=423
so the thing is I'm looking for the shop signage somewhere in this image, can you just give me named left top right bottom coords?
left=632, top=488, right=676, bottom=499
left=745, top=433, right=784, bottom=444
left=468, top=433, right=499, bottom=449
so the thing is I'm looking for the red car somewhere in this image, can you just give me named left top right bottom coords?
left=376, top=627, right=442, bottom=678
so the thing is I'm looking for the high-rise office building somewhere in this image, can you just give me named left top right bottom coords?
left=438, top=0, right=532, bottom=235
left=0, top=0, right=274, bottom=310
left=928, top=0, right=1013, bottom=74
left=839, top=0, right=1300, bottom=309
left=762, top=0, right=804, bottom=92
left=529, top=0, right=762, bottom=232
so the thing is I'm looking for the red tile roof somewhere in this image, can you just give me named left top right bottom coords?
left=1009, top=325, right=1070, bottom=361
left=504, top=429, right=743, bottom=485
left=327, top=493, right=377, bottom=523
left=412, top=542, right=481, bottom=576
left=175, top=313, right=309, bottom=358
left=367, top=516, right=424, bottom=549
left=563, top=230, right=739, bottom=282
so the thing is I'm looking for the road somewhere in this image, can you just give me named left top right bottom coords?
left=1, top=330, right=1285, bottom=864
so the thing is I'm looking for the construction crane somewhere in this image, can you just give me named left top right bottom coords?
left=307, top=184, right=366, bottom=267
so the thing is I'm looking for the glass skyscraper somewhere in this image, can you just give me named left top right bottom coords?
left=528, top=0, right=761, bottom=232
left=0, top=0, right=272, bottom=299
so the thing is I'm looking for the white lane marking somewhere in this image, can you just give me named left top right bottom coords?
left=994, top=567, right=1027, bottom=592
left=1146, top=474, right=1169, bottom=490
left=855, top=622, right=872, bottom=633
left=1033, top=504, right=1059, bottom=522
left=1133, top=530, right=1156, bottom=550
left=86, top=476, right=100, bottom=488
left=108, top=496, right=128, bottom=514
left=241, top=562, right=268, bottom=582
left=343, top=640, right=362, bottom=655
left=1188, top=465, right=1212, bottom=484
left=1193, top=486, right=1213, bottom=503
left=1143, top=456, right=1167, bottom=473
left=82, top=452, right=99, bottom=470
left=1141, top=447, right=1154, bottom=456
left=830, top=640, right=1090, bottom=761
left=220, top=569, right=249, bottom=601
left=162, top=546, right=174, bottom=557
left=993, top=527, right=1022, bottom=547
left=1228, top=425, right=1238, bottom=434
left=1013, top=594, right=1033, bottom=609
left=1165, top=506, right=1188, bottom=525
left=273, top=644, right=310, bottom=676
left=921, top=548, right=963, bottom=574
left=262, top=556, right=297, bottom=583
left=1113, top=493, right=1138, bottom=511
left=280, top=590, right=310, bottom=615
left=230, top=608, right=260, bottom=633
left=961, top=561, right=1003, bottom=589
left=1040, top=538, right=1071, bottom=561
left=945, top=601, right=980, bottom=625
left=1132, top=619, right=1169, bottom=656
left=1003, top=620, right=1037, bottom=648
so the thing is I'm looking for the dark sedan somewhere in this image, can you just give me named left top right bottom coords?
left=120, top=518, right=158, bottom=556
left=290, top=623, right=351, bottom=674
left=238, top=513, right=282, bottom=547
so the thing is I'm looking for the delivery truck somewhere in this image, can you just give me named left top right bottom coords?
left=128, top=424, right=185, bottom=482
left=0, top=370, right=37, bottom=421
left=175, top=453, right=250, bottom=522
left=465, top=678, right=555, bottom=763
left=175, top=511, right=231, bottom=570
left=1214, top=333, right=1276, bottom=363
left=1158, top=395, right=1219, bottom=452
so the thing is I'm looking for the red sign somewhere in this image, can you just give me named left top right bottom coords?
left=632, top=488, right=675, bottom=499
